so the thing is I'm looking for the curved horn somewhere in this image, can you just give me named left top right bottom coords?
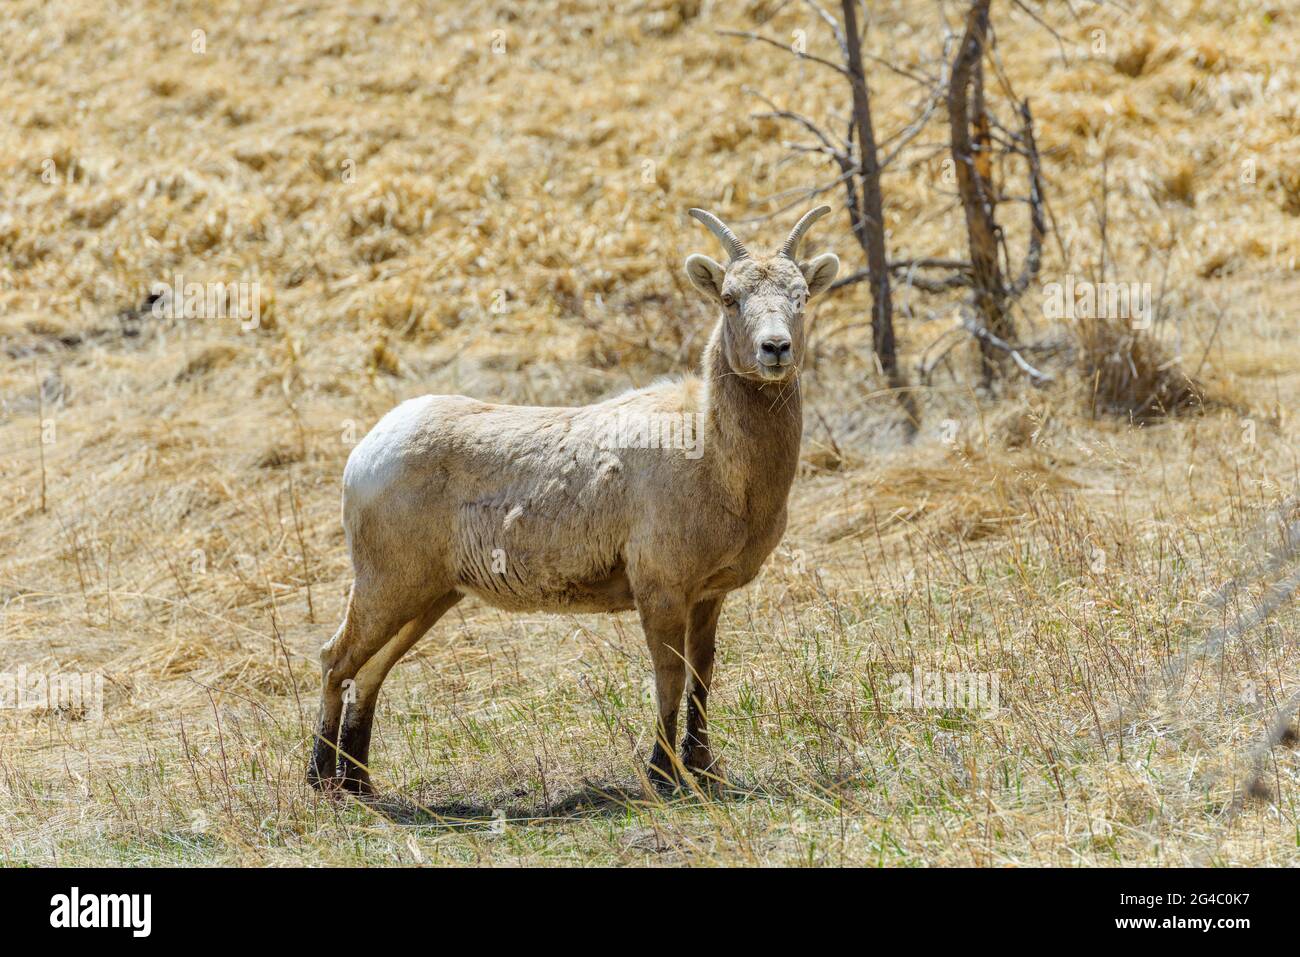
left=779, top=205, right=832, bottom=258
left=687, top=208, right=750, bottom=261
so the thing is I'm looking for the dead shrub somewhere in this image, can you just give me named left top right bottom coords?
left=1076, top=317, right=1206, bottom=421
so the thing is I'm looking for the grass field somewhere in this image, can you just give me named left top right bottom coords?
left=1, top=0, right=1298, bottom=865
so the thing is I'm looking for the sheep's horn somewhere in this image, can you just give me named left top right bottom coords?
left=779, top=205, right=832, bottom=259
left=688, top=208, right=750, bottom=261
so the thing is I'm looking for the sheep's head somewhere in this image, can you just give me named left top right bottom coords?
left=684, top=206, right=839, bottom=383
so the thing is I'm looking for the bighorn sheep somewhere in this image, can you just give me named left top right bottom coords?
left=310, top=206, right=839, bottom=793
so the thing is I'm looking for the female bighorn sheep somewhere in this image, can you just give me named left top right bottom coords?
left=310, top=206, right=838, bottom=793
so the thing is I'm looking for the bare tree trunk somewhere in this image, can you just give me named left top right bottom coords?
left=840, top=0, right=915, bottom=426
left=724, top=4, right=930, bottom=425
left=840, top=0, right=893, bottom=375
left=948, top=0, right=1012, bottom=385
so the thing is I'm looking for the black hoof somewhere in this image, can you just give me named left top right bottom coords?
left=338, top=756, right=374, bottom=794
left=308, top=738, right=340, bottom=791
left=646, top=746, right=682, bottom=792
left=308, top=771, right=349, bottom=796
left=682, top=745, right=715, bottom=775
left=307, top=759, right=338, bottom=792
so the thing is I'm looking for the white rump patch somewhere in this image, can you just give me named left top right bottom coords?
left=343, top=395, right=435, bottom=506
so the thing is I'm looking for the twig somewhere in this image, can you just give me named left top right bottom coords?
left=918, top=326, right=969, bottom=384
left=267, top=577, right=306, bottom=740
left=1094, top=149, right=1112, bottom=284
left=742, top=168, right=859, bottom=222
left=747, top=88, right=851, bottom=155
left=1005, top=99, right=1046, bottom=298
left=717, top=29, right=852, bottom=78
left=33, top=360, right=46, bottom=512
left=961, top=311, right=1053, bottom=385
left=831, top=261, right=971, bottom=294
left=1010, top=0, right=1071, bottom=66
left=288, top=470, right=315, bottom=623
left=893, top=257, right=973, bottom=271
left=812, top=404, right=845, bottom=465
left=879, top=37, right=953, bottom=170
left=803, top=0, right=849, bottom=60
left=1192, top=295, right=1225, bottom=382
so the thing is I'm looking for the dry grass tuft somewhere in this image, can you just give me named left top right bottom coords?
left=1077, top=317, right=1209, bottom=422
left=1113, top=36, right=1156, bottom=78
left=174, top=344, right=240, bottom=383
left=810, top=443, right=1075, bottom=545
left=1160, top=159, right=1198, bottom=206
left=1274, top=163, right=1300, bottom=216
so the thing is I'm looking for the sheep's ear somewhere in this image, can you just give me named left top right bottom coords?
left=801, top=253, right=840, bottom=298
left=685, top=254, right=727, bottom=301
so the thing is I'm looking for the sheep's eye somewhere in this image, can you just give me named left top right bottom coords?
left=721, top=292, right=735, bottom=307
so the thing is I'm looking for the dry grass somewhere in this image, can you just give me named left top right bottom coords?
left=1076, top=316, right=1209, bottom=421
left=1, top=0, right=1297, bottom=866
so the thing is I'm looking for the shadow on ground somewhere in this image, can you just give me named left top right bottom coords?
left=365, top=774, right=781, bottom=829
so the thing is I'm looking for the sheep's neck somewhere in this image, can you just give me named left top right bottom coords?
left=701, top=319, right=802, bottom=524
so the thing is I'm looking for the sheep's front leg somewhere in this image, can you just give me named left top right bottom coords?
left=637, top=595, right=687, bottom=789
left=683, top=596, right=723, bottom=778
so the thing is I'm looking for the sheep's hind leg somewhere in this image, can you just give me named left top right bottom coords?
left=637, top=594, right=688, bottom=790
left=309, top=584, right=421, bottom=793
left=336, top=590, right=463, bottom=793
left=308, top=609, right=351, bottom=790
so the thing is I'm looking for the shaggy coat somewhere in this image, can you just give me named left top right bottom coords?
left=310, top=206, right=839, bottom=792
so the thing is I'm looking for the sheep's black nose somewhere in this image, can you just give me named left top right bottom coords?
left=760, top=336, right=792, bottom=365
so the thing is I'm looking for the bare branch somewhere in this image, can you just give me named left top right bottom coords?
left=879, top=35, right=954, bottom=170
left=894, top=257, right=973, bottom=271
left=1005, top=99, right=1046, bottom=298
left=918, top=325, right=969, bottom=385
left=784, top=142, right=847, bottom=160
left=862, top=51, right=937, bottom=88
left=880, top=86, right=946, bottom=170
left=831, top=262, right=971, bottom=294
left=751, top=105, right=851, bottom=165
left=827, top=268, right=870, bottom=291
left=902, top=275, right=972, bottom=294
left=742, top=168, right=858, bottom=223
left=803, top=0, right=849, bottom=60
left=746, top=88, right=851, bottom=151
left=1010, top=0, right=1071, bottom=66
left=961, top=311, right=1053, bottom=386
left=716, top=29, right=852, bottom=78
